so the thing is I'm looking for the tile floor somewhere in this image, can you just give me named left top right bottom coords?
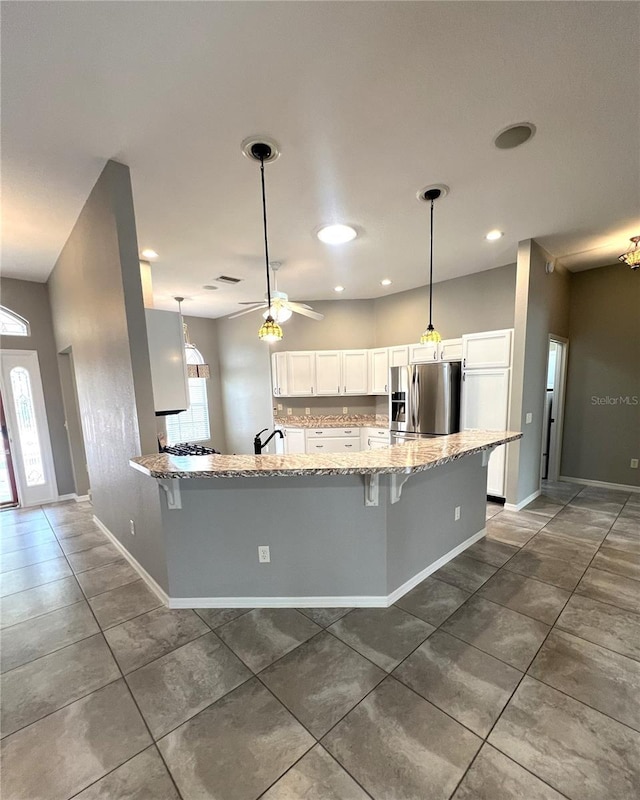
left=0, top=482, right=639, bottom=799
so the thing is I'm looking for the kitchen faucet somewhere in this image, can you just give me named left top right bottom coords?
left=254, top=428, right=284, bottom=454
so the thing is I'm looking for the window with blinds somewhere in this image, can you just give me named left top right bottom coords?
left=165, top=378, right=211, bottom=444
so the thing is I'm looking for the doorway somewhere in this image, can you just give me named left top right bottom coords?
left=0, top=392, right=19, bottom=507
left=0, top=350, right=58, bottom=506
left=58, top=349, right=90, bottom=499
left=541, top=336, right=569, bottom=482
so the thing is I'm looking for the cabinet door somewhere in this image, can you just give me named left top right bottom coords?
left=439, top=338, right=463, bottom=361
left=461, top=368, right=510, bottom=430
left=389, top=346, right=409, bottom=368
left=315, top=352, right=342, bottom=395
left=409, top=343, right=438, bottom=363
left=287, top=352, right=316, bottom=396
left=462, top=329, right=512, bottom=369
left=369, top=349, right=389, bottom=394
left=145, top=309, right=189, bottom=413
left=342, top=350, right=369, bottom=394
left=284, top=428, right=306, bottom=454
left=271, top=352, right=289, bottom=397
left=487, top=447, right=506, bottom=497
left=369, top=438, right=389, bottom=450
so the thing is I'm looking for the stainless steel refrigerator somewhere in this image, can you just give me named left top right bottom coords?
left=389, top=362, right=462, bottom=443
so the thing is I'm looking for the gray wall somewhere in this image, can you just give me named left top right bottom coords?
left=215, top=310, right=274, bottom=455
left=373, top=264, right=517, bottom=346
left=507, top=240, right=571, bottom=505
left=47, top=160, right=168, bottom=589
left=561, top=263, right=640, bottom=486
left=271, top=299, right=376, bottom=352
left=0, top=277, right=75, bottom=495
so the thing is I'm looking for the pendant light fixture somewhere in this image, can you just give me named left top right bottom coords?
left=174, top=297, right=211, bottom=378
left=619, top=236, right=640, bottom=270
left=417, top=184, right=448, bottom=344
left=242, top=137, right=283, bottom=343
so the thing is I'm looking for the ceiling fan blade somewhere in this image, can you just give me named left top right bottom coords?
left=287, top=302, right=324, bottom=321
left=228, top=304, right=268, bottom=319
left=238, top=301, right=266, bottom=305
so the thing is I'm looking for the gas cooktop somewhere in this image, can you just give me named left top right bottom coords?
left=163, top=443, right=219, bottom=456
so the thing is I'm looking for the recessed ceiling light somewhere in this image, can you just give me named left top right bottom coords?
left=381, top=279, right=392, bottom=286
left=493, top=123, right=536, bottom=150
left=141, top=249, right=158, bottom=260
left=334, top=285, right=345, bottom=293
left=485, top=230, right=504, bottom=241
left=317, top=224, right=357, bottom=245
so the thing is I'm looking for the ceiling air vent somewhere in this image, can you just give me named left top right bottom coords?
left=215, top=275, right=243, bottom=285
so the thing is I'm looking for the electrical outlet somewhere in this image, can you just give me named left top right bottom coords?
left=287, top=408, right=293, bottom=416
left=277, top=403, right=283, bottom=411
left=631, top=458, right=639, bottom=469
left=525, top=412, right=533, bottom=424
left=305, top=407, right=311, bottom=415
left=129, top=519, right=135, bottom=536
left=454, top=506, right=461, bottom=521
left=258, top=545, right=270, bottom=563
left=343, top=407, right=348, bottom=414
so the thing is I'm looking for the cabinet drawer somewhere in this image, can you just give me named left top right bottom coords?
left=306, top=427, right=357, bottom=438
left=306, top=437, right=361, bottom=453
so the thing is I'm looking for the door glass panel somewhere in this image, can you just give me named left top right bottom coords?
left=9, top=367, right=45, bottom=486
left=0, top=446, right=15, bottom=503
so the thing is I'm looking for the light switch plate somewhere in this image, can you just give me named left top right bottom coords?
left=525, top=412, right=533, bottom=424
left=631, top=458, right=639, bottom=469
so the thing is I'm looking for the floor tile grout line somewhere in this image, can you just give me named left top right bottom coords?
left=572, top=584, right=640, bottom=619
left=120, top=627, right=214, bottom=678
left=0, top=621, right=102, bottom=676
left=0, top=590, right=84, bottom=631
left=63, top=516, right=187, bottom=800
left=21, top=503, right=187, bottom=800
left=476, top=491, right=631, bottom=756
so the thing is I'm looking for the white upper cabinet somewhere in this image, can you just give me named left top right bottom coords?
left=342, top=350, right=369, bottom=394
left=315, top=351, right=342, bottom=395
left=439, top=338, right=463, bottom=361
left=369, top=348, right=390, bottom=394
left=461, top=368, right=511, bottom=430
left=271, top=352, right=288, bottom=397
left=462, top=329, right=512, bottom=369
left=389, top=346, right=409, bottom=368
left=145, top=309, right=189, bottom=414
left=287, top=351, right=316, bottom=396
left=409, top=342, right=439, bottom=363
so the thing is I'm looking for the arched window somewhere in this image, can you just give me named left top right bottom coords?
left=0, top=306, right=30, bottom=336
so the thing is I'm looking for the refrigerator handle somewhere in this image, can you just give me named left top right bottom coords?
left=411, top=366, right=418, bottom=431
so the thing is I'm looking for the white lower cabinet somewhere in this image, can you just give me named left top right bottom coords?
left=282, top=428, right=305, bottom=454
left=361, top=427, right=390, bottom=450
left=305, top=427, right=361, bottom=453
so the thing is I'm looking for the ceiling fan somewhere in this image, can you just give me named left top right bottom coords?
left=228, top=262, right=324, bottom=322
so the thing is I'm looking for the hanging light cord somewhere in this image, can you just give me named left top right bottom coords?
left=259, top=156, right=273, bottom=311
left=428, top=197, right=435, bottom=329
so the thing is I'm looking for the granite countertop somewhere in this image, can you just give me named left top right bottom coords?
left=273, top=414, right=389, bottom=429
left=130, top=430, right=522, bottom=480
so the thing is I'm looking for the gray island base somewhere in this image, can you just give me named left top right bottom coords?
left=130, top=430, right=521, bottom=608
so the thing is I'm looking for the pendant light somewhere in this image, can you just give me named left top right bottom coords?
left=174, top=297, right=211, bottom=378
left=418, top=185, right=448, bottom=344
left=243, top=138, right=283, bottom=343
left=619, top=236, right=640, bottom=270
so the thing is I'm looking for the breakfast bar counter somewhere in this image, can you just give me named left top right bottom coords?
left=130, top=430, right=521, bottom=609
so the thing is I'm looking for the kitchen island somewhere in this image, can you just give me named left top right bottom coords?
left=130, top=430, right=521, bottom=608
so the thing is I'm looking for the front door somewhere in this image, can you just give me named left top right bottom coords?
left=0, top=351, right=57, bottom=506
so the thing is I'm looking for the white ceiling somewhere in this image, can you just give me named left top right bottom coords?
left=2, top=1, right=639, bottom=318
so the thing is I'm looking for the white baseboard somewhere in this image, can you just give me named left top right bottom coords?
left=168, top=527, right=487, bottom=610
left=559, top=476, right=640, bottom=494
left=74, top=494, right=91, bottom=503
left=504, top=488, right=541, bottom=512
left=92, top=515, right=170, bottom=606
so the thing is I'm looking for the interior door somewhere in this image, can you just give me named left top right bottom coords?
left=0, top=351, right=57, bottom=506
left=0, top=393, right=19, bottom=507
